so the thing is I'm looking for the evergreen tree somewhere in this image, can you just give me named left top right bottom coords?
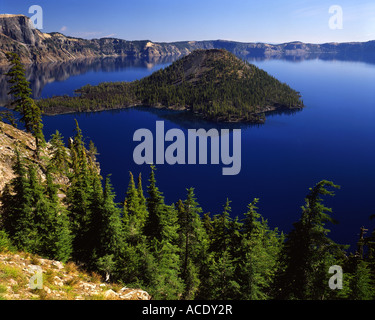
left=65, top=120, right=94, bottom=264
left=136, top=173, right=148, bottom=229
left=0, top=149, right=34, bottom=251
left=144, top=165, right=164, bottom=241
left=275, top=180, right=347, bottom=300
left=205, top=199, right=240, bottom=299
left=48, top=130, right=69, bottom=173
left=29, top=165, right=72, bottom=262
left=92, top=176, right=124, bottom=280
left=0, top=152, right=72, bottom=261
left=177, top=188, right=209, bottom=299
left=211, top=198, right=233, bottom=252
left=5, top=52, right=45, bottom=151
left=239, top=198, right=283, bottom=300
left=141, top=165, right=184, bottom=298
left=123, top=172, right=139, bottom=225
left=350, top=259, right=374, bottom=300
left=44, top=170, right=72, bottom=262
left=123, top=172, right=148, bottom=244
left=148, top=238, right=184, bottom=300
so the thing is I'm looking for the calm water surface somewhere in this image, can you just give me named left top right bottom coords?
left=9, top=56, right=375, bottom=249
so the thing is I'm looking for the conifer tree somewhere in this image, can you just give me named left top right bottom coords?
left=29, top=165, right=72, bottom=262
left=144, top=165, right=164, bottom=241
left=44, top=170, right=72, bottom=262
left=0, top=149, right=34, bottom=251
left=350, top=259, right=374, bottom=300
left=92, top=176, right=124, bottom=280
left=5, top=52, right=45, bottom=152
left=239, top=198, right=283, bottom=300
left=123, top=172, right=148, bottom=244
left=211, top=198, right=233, bottom=252
left=177, top=188, right=209, bottom=299
left=65, top=120, right=94, bottom=264
left=141, top=165, right=184, bottom=299
left=275, top=180, right=347, bottom=300
left=48, top=130, right=69, bottom=173
left=206, top=199, right=240, bottom=299
left=123, top=172, right=139, bottom=225
left=136, top=173, right=148, bottom=229
left=0, top=152, right=72, bottom=261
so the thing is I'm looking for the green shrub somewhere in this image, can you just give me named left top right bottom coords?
left=0, top=231, right=11, bottom=253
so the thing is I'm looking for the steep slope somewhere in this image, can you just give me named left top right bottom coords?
left=38, top=49, right=304, bottom=123
left=0, top=251, right=150, bottom=300
left=0, top=121, right=39, bottom=192
left=0, top=121, right=151, bottom=300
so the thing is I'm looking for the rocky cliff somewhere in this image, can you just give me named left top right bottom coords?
left=1, top=14, right=374, bottom=66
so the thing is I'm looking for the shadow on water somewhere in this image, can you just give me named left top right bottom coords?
left=264, top=107, right=303, bottom=118
left=130, top=106, right=264, bottom=130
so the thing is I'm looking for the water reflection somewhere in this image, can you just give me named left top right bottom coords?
left=1, top=51, right=374, bottom=107
left=0, top=55, right=181, bottom=105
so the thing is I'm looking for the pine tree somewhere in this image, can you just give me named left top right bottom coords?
left=148, top=238, right=184, bottom=300
left=211, top=198, right=233, bottom=252
left=92, top=176, right=124, bottom=281
left=206, top=198, right=240, bottom=299
left=29, top=166, right=72, bottom=262
left=5, top=52, right=45, bottom=152
left=136, top=173, right=148, bottom=229
left=275, top=180, right=347, bottom=300
left=177, top=188, right=209, bottom=299
left=350, top=259, right=374, bottom=300
left=0, top=152, right=72, bottom=261
left=239, top=198, right=283, bottom=300
left=65, top=120, right=94, bottom=264
left=0, top=149, right=34, bottom=251
left=144, top=165, right=164, bottom=241
left=141, top=165, right=184, bottom=298
left=123, top=172, right=139, bottom=224
left=5, top=53, right=32, bottom=126
left=48, top=130, right=69, bottom=173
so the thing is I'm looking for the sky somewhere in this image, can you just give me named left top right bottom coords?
left=1, top=0, right=375, bottom=43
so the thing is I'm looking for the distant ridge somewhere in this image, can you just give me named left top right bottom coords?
left=0, top=14, right=374, bottom=65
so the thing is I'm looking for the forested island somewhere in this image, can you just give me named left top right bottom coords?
left=37, top=49, right=304, bottom=123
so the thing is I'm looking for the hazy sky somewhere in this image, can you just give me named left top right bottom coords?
left=2, top=0, right=375, bottom=43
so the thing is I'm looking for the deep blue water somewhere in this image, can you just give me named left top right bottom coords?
left=31, top=58, right=375, bottom=249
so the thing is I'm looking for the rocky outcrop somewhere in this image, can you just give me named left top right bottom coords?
left=0, top=252, right=151, bottom=300
left=0, top=121, right=37, bottom=192
left=1, top=14, right=374, bottom=66
left=0, top=14, right=43, bottom=46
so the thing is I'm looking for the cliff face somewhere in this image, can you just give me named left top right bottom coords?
left=1, top=14, right=374, bottom=66
left=0, top=14, right=190, bottom=65
left=0, top=14, right=43, bottom=46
